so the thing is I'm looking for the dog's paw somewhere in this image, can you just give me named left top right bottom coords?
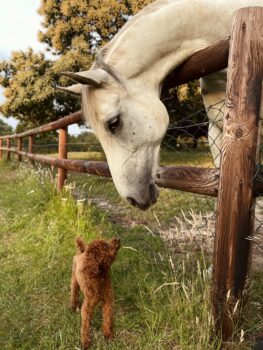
left=76, top=305, right=81, bottom=313
left=69, top=304, right=78, bottom=312
left=70, top=301, right=82, bottom=313
left=81, top=340, right=91, bottom=350
left=104, top=332, right=114, bottom=341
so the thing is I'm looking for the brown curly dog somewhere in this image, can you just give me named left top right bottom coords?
left=70, top=237, right=120, bottom=349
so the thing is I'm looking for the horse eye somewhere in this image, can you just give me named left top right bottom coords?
left=108, top=115, right=121, bottom=134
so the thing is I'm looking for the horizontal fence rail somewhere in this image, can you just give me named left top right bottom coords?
left=163, top=38, right=229, bottom=89
left=0, top=111, right=82, bottom=140
left=4, top=145, right=263, bottom=198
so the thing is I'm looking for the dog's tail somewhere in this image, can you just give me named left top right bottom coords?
left=75, top=237, right=86, bottom=253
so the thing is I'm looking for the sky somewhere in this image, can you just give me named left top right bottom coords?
left=0, top=0, right=82, bottom=135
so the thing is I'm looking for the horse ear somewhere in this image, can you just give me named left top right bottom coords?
left=61, top=69, right=109, bottom=87
left=56, top=84, right=82, bottom=96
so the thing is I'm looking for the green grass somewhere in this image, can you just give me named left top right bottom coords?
left=0, top=161, right=262, bottom=350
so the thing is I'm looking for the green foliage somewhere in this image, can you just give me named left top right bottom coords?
left=38, top=0, right=152, bottom=55
left=0, top=119, right=13, bottom=135
left=162, top=82, right=203, bottom=123
left=0, top=49, right=89, bottom=128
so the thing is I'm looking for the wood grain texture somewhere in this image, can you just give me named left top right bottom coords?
left=57, top=127, right=68, bottom=191
left=212, top=7, right=263, bottom=340
left=163, top=39, right=229, bottom=89
left=156, top=166, right=219, bottom=197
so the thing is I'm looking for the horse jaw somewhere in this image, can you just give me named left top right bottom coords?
left=82, top=82, right=169, bottom=210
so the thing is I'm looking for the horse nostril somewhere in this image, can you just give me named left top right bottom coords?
left=127, top=197, right=137, bottom=207
left=127, top=197, right=150, bottom=210
left=149, top=183, right=158, bottom=203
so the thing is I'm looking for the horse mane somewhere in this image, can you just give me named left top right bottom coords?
left=94, top=48, right=125, bottom=88
left=81, top=85, right=98, bottom=128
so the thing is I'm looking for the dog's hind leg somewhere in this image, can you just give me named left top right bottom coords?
left=102, top=282, right=114, bottom=340
left=81, top=298, right=97, bottom=349
left=70, top=258, right=80, bottom=311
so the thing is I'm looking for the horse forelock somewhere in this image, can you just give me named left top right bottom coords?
left=94, top=49, right=126, bottom=88
left=81, top=51, right=126, bottom=127
left=81, top=85, right=99, bottom=128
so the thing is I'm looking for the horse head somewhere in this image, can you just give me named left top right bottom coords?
left=60, top=66, right=169, bottom=210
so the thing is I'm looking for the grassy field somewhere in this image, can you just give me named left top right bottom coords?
left=0, top=161, right=262, bottom=350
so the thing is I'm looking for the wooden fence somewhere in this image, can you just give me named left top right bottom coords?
left=0, top=7, right=262, bottom=341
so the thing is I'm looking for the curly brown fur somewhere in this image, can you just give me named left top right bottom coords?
left=70, top=237, right=120, bottom=349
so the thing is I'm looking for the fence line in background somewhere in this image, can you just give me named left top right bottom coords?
left=0, top=8, right=262, bottom=341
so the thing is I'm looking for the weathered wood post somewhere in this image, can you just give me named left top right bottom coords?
left=28, top=135, right=34, bottom=165
left=17, top=137, right=22, bottom=162
left=57, top=127, right=67, bottom=191
left=6, top=138, right=10, bottom=161
left=212, top=7, right=263, bottom=339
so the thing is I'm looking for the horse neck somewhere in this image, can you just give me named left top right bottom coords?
left=103, top=0, right=262, bottom=92
left=103, top=0, right=229, bottom=91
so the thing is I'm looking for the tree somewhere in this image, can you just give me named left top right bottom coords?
left=0, top=49, right=91, bottom=129
left=161, top=82, right=206, bottom=149
left=0, top=119, right=13, bottom=136
left=38, top=0, right=152, bottom=55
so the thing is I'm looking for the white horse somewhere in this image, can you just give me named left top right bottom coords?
left=61, top=0, right=263, bottom=210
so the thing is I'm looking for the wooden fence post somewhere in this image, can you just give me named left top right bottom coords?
left=6, top=138, right=10, bottom=161
left=17, top=137, right=22, bottom=162
left=28, top=136, right=34, bottom=165
left=212, top=7, right=263, bottom=340
left=57, top=127, right=67, bottom=191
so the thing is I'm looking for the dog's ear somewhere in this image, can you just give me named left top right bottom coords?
left=76, top=237, right=86, bottom=253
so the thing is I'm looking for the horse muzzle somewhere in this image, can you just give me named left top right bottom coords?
left=126, top=182, right=159, bottom=210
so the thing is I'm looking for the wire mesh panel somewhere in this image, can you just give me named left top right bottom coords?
left=252, top=149, right=263, bottom=271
